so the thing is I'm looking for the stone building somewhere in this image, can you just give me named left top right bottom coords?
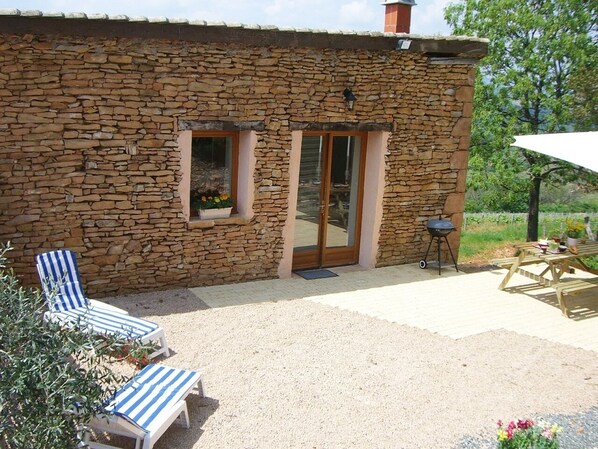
left=0, top=4, right=487, bottom=296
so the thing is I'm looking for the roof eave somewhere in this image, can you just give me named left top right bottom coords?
left=0, top=11, right=489, bottom=58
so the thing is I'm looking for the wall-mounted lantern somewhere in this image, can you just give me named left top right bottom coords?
left=343, top=88, right=357, bottom=111
left=396, top=38, right=412, bottom=50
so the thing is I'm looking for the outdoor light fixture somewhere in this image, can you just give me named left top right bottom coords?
left=396, top=38, right=412, bottom=50
left=343, top=88, right=357, bottom=111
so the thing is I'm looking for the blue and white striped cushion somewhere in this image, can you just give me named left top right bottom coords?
left=107, top=364, right=201, bottom=432
left=36, top=250, right=88, bottom=312
left=56, top=306, right=159, bottom=339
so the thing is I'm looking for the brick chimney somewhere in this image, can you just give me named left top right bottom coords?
left=383, top=0, right=416, bottom=34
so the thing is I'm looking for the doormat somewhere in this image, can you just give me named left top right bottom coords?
left=294, top=269, right=339, bottom=280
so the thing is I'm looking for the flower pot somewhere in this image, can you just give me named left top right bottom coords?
left=567, top=237, right=578, bottom=247
left=199, top=207, right=232, bottom=220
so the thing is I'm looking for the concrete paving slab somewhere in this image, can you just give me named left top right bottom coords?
left=189, top=263, right=598, bottom=352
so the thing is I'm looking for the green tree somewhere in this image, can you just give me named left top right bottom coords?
left=445, top=0, right=598, bottom=240
left=570, top=63, right=598, bottom=131
left=0, top=246, right=133, bottom=449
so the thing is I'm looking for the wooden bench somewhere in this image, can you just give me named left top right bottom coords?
left=493, top=254, right=551, bottom=289
left=491, top=255, right=543, bottom=269
left=554, top=277, right=598, bottom=317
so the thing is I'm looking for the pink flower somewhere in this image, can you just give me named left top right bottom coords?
left=517, top=419, right=534, bottom=430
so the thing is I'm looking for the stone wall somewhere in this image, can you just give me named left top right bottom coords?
left=0, top=28, right=476, bottom=295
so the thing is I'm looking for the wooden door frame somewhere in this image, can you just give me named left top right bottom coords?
left=292, top=131, right=367, bottom=270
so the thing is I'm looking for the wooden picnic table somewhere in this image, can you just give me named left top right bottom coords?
left=496, top=241, right=598, bottom=316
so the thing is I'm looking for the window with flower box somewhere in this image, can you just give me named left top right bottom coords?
left=178, top=126, right=256, bottom=226
left=189, top=131, right=238, bottom=216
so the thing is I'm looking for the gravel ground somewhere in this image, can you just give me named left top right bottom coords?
left=102, top=288, right=598, bottom=449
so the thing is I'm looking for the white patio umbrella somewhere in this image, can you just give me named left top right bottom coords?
left=511, top=131, right=598, bottom=173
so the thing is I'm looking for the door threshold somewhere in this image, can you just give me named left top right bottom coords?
left=325, top=264, right=370, bottom=274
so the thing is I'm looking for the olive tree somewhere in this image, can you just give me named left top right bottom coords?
left=0, top=246, right=131, bottom=449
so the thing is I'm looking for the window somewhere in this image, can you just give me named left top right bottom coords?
left=178, top=127, right=256, bottom=224
left=190, top=131, right=238, bottom=212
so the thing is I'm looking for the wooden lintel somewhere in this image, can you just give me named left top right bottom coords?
left=289, top=122, right=393, bottom=132
left=427, top=57, right=481, bottom=65
left=180, top=120, right=266, bottom=132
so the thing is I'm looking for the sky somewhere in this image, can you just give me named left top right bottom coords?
left=0, top=0, right=454, bottom=36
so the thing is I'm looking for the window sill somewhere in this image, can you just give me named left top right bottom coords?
left=188, top=215, right=251, bottom=229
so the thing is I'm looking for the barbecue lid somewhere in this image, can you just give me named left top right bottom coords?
left=427, top=219, right=455, bottom=230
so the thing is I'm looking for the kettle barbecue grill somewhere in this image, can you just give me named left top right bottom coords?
left=419, top=217, right=459, bottom=275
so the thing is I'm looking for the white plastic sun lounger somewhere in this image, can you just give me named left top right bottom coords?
left=84, top=364, right=204, bottom=449
left=36, top=250, right=169, bottom=359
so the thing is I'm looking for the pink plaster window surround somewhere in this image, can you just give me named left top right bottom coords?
left=179, top=130, right=256, bottom=226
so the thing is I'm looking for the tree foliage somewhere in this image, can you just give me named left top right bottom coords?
left=445, top=0, right=598, bottom=240
left=570, top=63, right=598, bottom=131
left=0, top=246, right=131, bottom=449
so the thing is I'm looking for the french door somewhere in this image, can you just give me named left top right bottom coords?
left=292, top=132, right=366, bottom=270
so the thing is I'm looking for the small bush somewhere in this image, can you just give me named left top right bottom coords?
left=497, top=419, right=562, bottom=449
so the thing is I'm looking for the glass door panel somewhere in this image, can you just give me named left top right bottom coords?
left=326, top=136, right=361, bottom=249
left=293, top=135, right=325, bottom=252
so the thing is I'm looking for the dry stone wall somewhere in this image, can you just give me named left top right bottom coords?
left=0, top=31, right=475, bottom=295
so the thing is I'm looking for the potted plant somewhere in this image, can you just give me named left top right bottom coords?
left=564, top=218, right=585, bottom=247
left=196, top=189, right=233, bottom=219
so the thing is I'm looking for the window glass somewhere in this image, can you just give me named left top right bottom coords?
left=190, top=135, right=236, bottom=212
left=191, top=136, right=232, bottom=193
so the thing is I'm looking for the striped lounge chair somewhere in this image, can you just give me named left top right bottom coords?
left=36, top=249, right=169, bottom=359
left=84, top=364, right=204, bottom=449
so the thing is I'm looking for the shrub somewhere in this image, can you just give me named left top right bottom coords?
left=497, top=419, right=562, bottom=449
left=564, top=218, right=586, bottom=238
left=0, top=246, right=131, bottom=449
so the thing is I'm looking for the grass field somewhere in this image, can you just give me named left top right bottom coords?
left=458, top=222, right=526, bottom=263
left=458, top=220, right=598, bottom=269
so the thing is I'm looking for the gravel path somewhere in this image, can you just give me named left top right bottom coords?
left=104, top=288, right=598, bottom=449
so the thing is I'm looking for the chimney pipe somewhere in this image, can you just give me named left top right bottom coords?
left=383, top=0, right=416, bottom=34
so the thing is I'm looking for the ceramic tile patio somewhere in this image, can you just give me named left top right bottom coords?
left=188, top=263, right=598, bottom=352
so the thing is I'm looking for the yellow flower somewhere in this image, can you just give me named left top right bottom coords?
left=214, top=198, right=220, bottom=203
left=201, top=196, right=207, bottom=201
left=565, top=218, right=585, bottom=238
left=497, top=429, right=508, bottom=441
left=221, top=194, right=229, bottom=200
left=551, top=423, right=562, bottom=434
